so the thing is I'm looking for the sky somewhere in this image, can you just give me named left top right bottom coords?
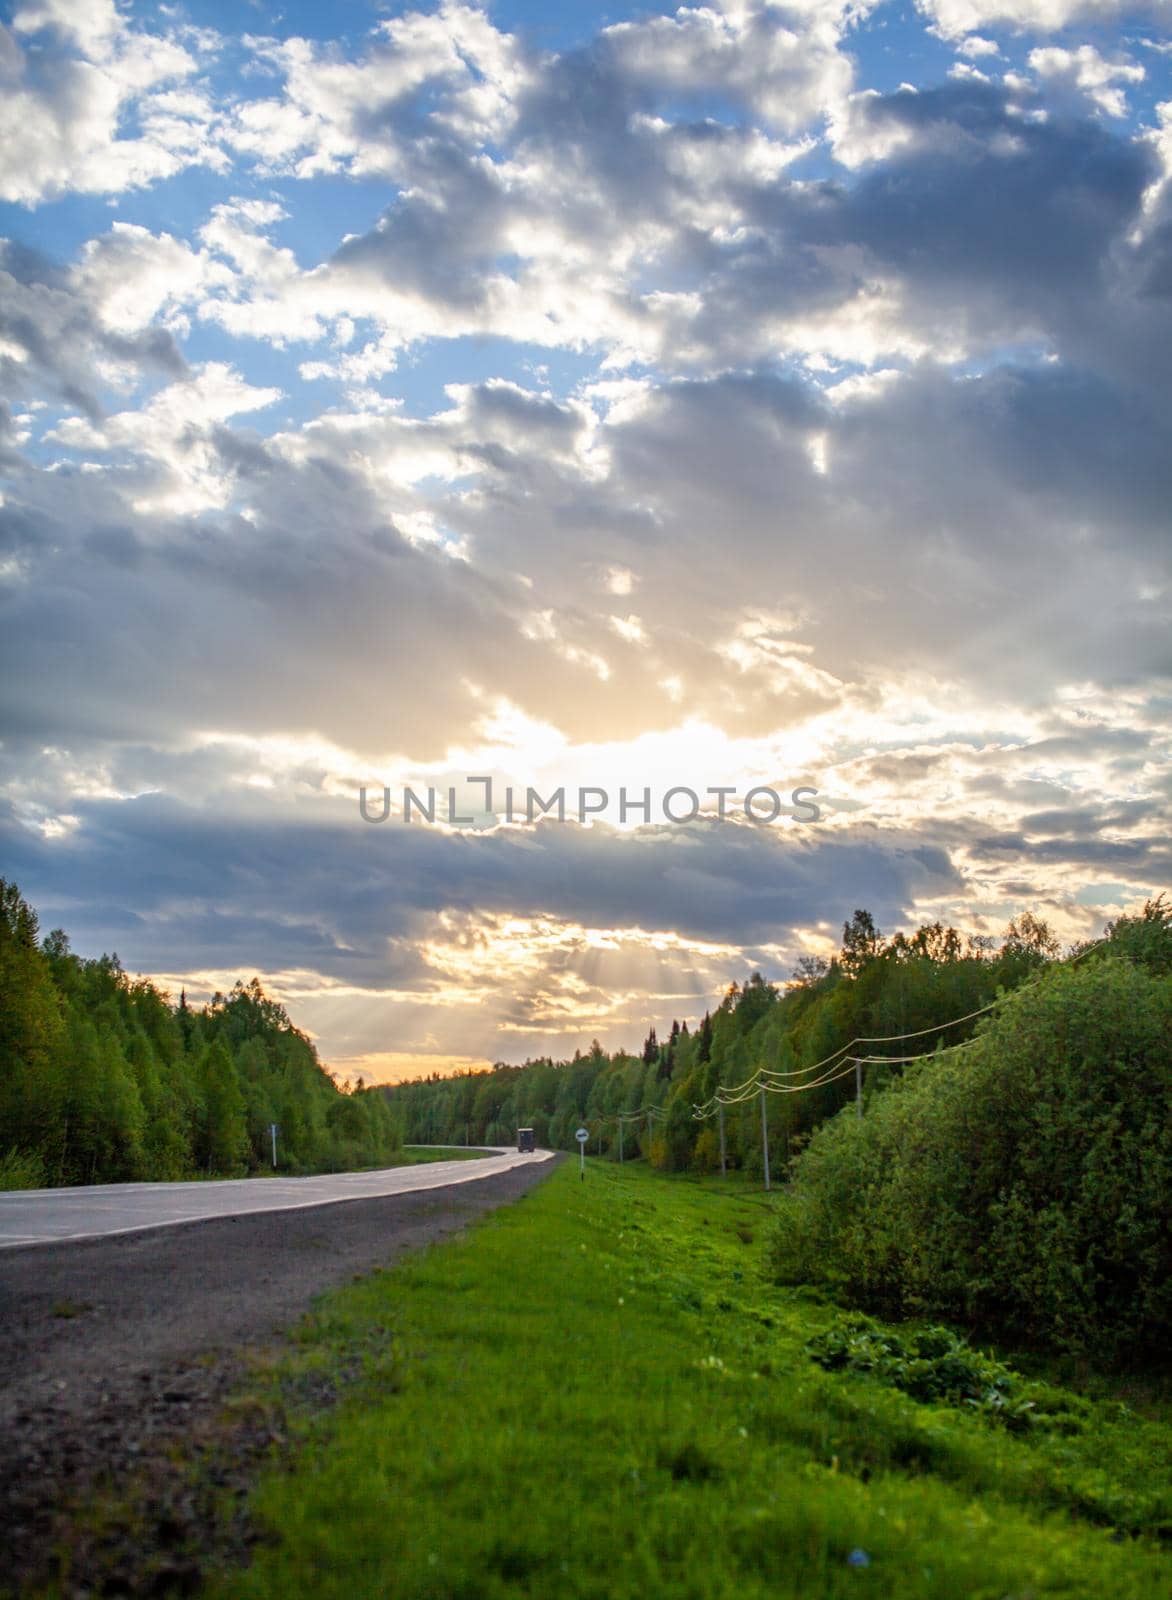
left=1, top=0, right=1170, bottom=1084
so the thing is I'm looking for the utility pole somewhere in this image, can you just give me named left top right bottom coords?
left=618, top=1119, right=624, bottom=1163
left=855, top=1059, right=863, bottom=1118
left=718, top=1101, right=726, bottom=1177
left=760, top=1084, right=771, bottom=1192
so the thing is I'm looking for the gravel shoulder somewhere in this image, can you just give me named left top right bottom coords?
left=0, top=1157, right=560, bottom=1597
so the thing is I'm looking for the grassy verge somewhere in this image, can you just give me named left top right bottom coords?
left=397, top=1145, right=494, bottom=1164
left=202, top=1161, right=1171, bottom=1600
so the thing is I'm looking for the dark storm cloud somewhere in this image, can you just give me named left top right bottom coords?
left=1018, top=800, right=1160, bottom=835
left=0, top=793, right=962, bottom=978
left=969, top=828, right=1171, bottom=868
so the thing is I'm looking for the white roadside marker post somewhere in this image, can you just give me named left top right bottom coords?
left=270, top=1122, right=279, bottom=1169
left=576, top=1125, right=588, bottom=1180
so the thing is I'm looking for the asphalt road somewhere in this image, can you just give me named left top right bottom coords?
left=0, top=1153, right=562, bottom=1596
left=0, top=1147, right=553, bottom=1248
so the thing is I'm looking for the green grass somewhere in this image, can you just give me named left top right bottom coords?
left=397, top=1145, right=494, bottom=1164
left=203, top=1161, right=1172, bottom=1600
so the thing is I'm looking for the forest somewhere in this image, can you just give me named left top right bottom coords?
left=0, top=878, right=402, bottom=1188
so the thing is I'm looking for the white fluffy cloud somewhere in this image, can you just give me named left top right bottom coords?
left=227, top=3, right=527, bottom=179
left=920, top=0, right=1172, bottom=39
left=0, top=0, right=224, bottom=204
left=1029, top=44, right=1144, bottom=117
left=71, top=224, right=228, bottom=337
left=45, top=362, right=282, bottom=513
left=600, top=0, right=863, bottom=134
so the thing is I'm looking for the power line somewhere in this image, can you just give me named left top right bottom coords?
left=697, top=1001, right=998, bottom=1108
left=691, top=937, right=1107, bottom=1118
left=849, top=1039, right=982, bottom=1065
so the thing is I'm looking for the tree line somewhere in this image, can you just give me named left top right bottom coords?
left=387, top=906, right=1067, bottom=1170
left=0, top=879, right=402, bottom=1188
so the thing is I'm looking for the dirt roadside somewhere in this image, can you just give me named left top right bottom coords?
left=0, top=1156, right=560, bottom=1597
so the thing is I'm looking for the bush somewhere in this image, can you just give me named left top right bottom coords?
left=0, top=1148, right=47, bottom=1189
left=770, top=957, right=1172, bottom=1360
left=804, top=1315, right=1085, bottom=1434
left=691, top=1127, right=719, bottom=1174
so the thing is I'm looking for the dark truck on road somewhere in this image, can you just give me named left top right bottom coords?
left=516, top=1128, right=535, bottom=1153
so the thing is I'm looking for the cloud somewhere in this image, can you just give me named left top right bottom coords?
left=0, top=785, right=963, bottom=1049
left=433, top=360, right=1172, bottom=711
left=308, top=78, right=1163, bottom=378
left=166, top=4, right=858, bottom=377
left=0, top=237, right=189, bottom=420
left=71, top=224, right=227, bottom=339
left=956, top=34, right=1002, bottom=57
left=918, top=0, right=1172, bottom=40
left=3, top=341, right=1169, bottom=772
left=1028, top=43, right=1144, bottom=117
left=2, top=1, right=1171, bottom=1067
left=44, top=362, right=284, bottom=514
left=0, top=0, right=224, bottom=204
left=32, top=35, right=1149, bottom=401
left=598, top=0, right=862, bottom=135
left=227, top=3, right=526, bottom=179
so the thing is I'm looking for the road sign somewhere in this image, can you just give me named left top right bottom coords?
left=575, top=1127, right=589, bottom=1143
left=576, top=1126, right=588, bottom=1179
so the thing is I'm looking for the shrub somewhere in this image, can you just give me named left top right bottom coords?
left=0, top=1148, right=47, bottom=1189
left=691, top=1127, right=719, bottom=1174
left=770, top=957, right=1172, bottom=1360
left=804, top=1315, right=1085, bottom=1434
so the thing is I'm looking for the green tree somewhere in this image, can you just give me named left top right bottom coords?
left=0, top=881, right=65, bottom=1160
left=840, top=909, right=883, bottom=978
left=198, top=1041, right=249, bottom=1173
